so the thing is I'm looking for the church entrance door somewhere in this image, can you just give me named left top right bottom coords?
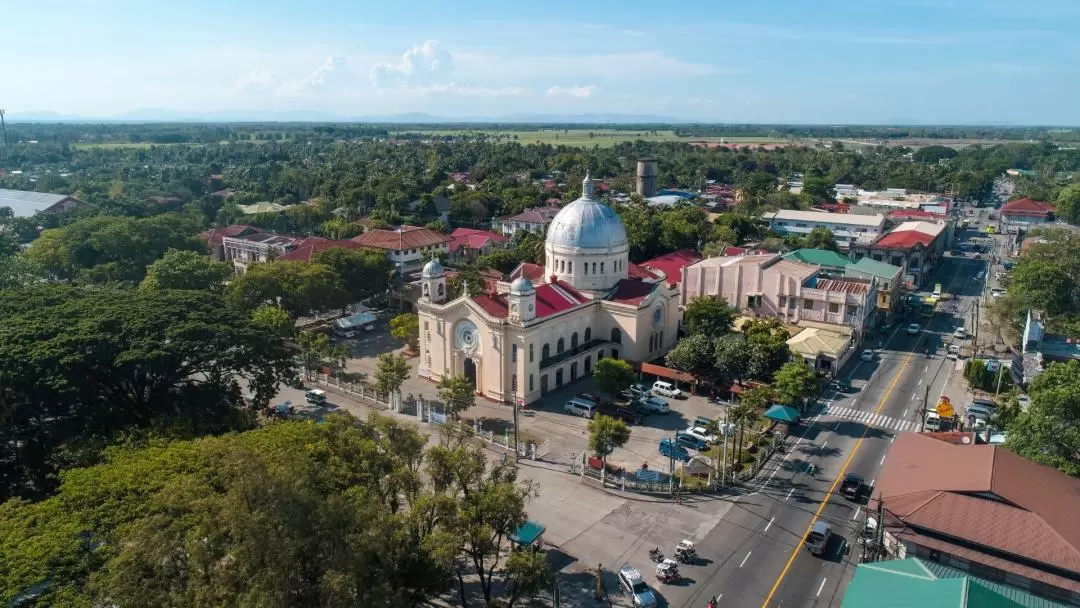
left=570, top=362, right=578, bottom=382
left=540, top=375, right=549, bottom=394
left=555, top=369, right=564, bottom=387
left=463, top=358, right=477, bottom=387
left=584, top=357, right=592, bottom=375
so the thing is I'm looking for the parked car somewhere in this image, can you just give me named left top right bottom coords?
left=693, top=415, right=715, bottom=429
left=906, top=323, right=921, bottom=335
left=860, top=349, right=874, bottom=362
left=636, top=395, right=670, bottom=414
left=674, top=433, right=708, bottom=452
left=683, top=426, right=718, bottom=445
left=659, top=438, right=691, bottom=462
left=628, top=384, right=650, bottom=398
left=947, top=344, right=961, bottom=360
left=576, top=392, right=604, bottom=404
left=953, top=327, right=967, bottom=339
left=564, top=399, right=596, bottom=418
left=651, top=381, right=684, bottom=398
left=618, top=566, right=657, bottom=608
left=596, top=402, right=643, bottom=425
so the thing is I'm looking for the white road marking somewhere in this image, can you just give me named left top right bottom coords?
left=833, top=422, right=840, bottom=431
left=924, top=365, right=928, bottom=372
left=786, top=488, right=795, bottom=500
left=817, top=578, right=828, bottom=597
left=740, top=551, right=752, bottom=568
left=851, top=506, right=861, bottom=520
left=918, top=378, right=923, bottom=386
left=891, top=436, right=895, bottom=443
left=764, top=517, right=775, bottom=532
left=911, top=393, right=916, bottom=400
left=880, top=453, right=887, bottom=465
left=822, top=441, right=828, bottom=449
left=903, top=408, right=908, bottom=417
left=870, top=477, right=876, bottom=487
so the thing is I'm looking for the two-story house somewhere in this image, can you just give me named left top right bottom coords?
left=350, top=225, right=451, bottom=271
left=498, top=207, right=561, bottom=238
left=764, top=209, right=887, bottom=249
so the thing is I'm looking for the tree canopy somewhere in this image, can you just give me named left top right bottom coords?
left=683, top=295, right=739, bottom=337
left=140, top=247, right=232, bottom=291
left=594, top=358, right=636, bottom=396
left=1006, top=360, right=1080, bottom=476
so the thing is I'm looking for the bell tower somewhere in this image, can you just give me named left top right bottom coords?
left=508, top=276, right=536, bottom=323
left=420, top=255, right=446, bottom=303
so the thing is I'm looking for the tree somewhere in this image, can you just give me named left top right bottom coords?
left=312, top=247, right=392, bottom=302
left=139, top=248, right=232, bottom=291
left=1055, top=185, right=1080, bottom=225
left=684, top=295, right=739, bottom=336
left=665, top=333, right=715, bottom=375
left=0, top=285, right=295, bottom=500
left=295, top=330, right=334, bottom=379
left=0, top=415, right=454, bottom=606
left=374, top=352, right=410, bottom=398
left=227, top=260, right=348, bottom=318
left=772, top=360, right=820, bottom=411
left=587, top=414, right=631, bottom=469
left=390, top=312, right=420, bottom=350
left=319, top=217, right=361, bottom=240
left=250, top=303, right=294, bottom=337
left=24, top=213, right=203, bottom=282
left=594, top=358, right=635, bottom=397
left=505, top=550, right=554, bottom=608
left=437, top=374, right=476, bottom=417
left=714, top=333, right=751, bottom=384
left=728, top=397, right=762, bottom=465
left=806, top=227, right=839, bottom=251
left=912, top=145, right=958, bottom=164
left=741, top=318, right=792, bottom=380
left=1006, top=360, right=1080, bottom=476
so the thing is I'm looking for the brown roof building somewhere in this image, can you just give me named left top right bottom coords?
left=350, top=225, right=451, bottom=270
left=872, top=432, right=1080, bottom=605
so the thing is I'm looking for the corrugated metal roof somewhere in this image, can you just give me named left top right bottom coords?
left=847, top=257, right=903, bottom=281
left=0, top=188, right=73, bottom=217
left=783, top=248, right=853, bottom=268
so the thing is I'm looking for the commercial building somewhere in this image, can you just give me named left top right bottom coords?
left=782, top=248, right=853, bottom=274
left=1001, top=198, right=1056, bottom=224
left=0, top=188, right=83, bottom=217
left=350, top=225, right=451, bottom=271
left=845, top=257, right=905, bottom=322
left=849, top=220, right=950, bottom=289
left=763, top=209, right=887, bottom=249
left=871, top=432, right=1080, bottom=606
left=416, top=175, right=682, bottom=405
left=220, top=232, right=315, bottom=273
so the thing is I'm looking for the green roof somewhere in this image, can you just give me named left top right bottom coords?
left=783, top=248, right=852, bottom=268
left=846, top=257, right=903, bottom=281
left=842, top=558, right=1068, bottom=608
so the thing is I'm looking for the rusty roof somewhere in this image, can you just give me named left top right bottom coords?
left=873, top=433, right=1080, bottom=587
left=350, top=225, right=450, bottom=250
left=814, top=277, right=871, bottom=294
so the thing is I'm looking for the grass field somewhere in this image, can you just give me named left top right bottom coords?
left=72, top=142, right=173, bottom=150
left=394, top=128, right=789, bottom=148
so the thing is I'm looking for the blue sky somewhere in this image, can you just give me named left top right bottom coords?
left=4, top=0, right=1079, bottom=123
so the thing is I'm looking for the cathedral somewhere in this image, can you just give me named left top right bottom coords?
left=416, top=174, right=682, bottom=405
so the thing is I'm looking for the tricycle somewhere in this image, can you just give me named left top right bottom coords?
left=674, top=539, right=697, bottom=564
left=656, top=559, right=681, bottom=584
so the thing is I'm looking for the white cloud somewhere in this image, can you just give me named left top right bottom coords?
left=279, top=56, right=349, bottom=95
left=546, top=85, right=599, bottom=98
left=370, top=40, right=453, bottom=87
left=233, top=68, right=275, bottom=93
left=453, top=51, right=732, bottom=81
left=379, top=82, right=526, bottom=97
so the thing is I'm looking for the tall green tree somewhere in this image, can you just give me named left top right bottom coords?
left=1006, top=360, right=1080, bottom=476
left=714, top=333, right=752, bottom=384
left=139, top=248, right=232, bottom=291
left=594, top=358, right=635, bottom=397
left=772, top=360, right=820, bottom=411
left=806, top=227, right=839, bottom=251
left=587, top=414, right=632, bottom=470
left=374, top=352, right=411, bottom=398
left=684, top=295, right=739, bottom=336
left=437, top=375, right=476, bottom=417
left=390, top=312, right=420, bottom=350
left=227, top=261, right=348, bottom=317
left=665, top=333, right=715, bottom=376
left=312, top=247, right=392, bottom=302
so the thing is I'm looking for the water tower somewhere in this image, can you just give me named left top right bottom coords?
left=636, top=157, right=658, bottom=197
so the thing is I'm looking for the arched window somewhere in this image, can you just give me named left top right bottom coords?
left=592, top=262, right=597, bottom=274
left=584, top=327, right=592, bottom=342
left=437, top=283, right=444, bottom=296
left=557, top=337, right=565, bottom=353
left=542, top=344, right=550, bottom=360
left=529, top=374, right=534, bottom=391
left=600, top=262, right=605, bottom=273
left=584, top=264, right=589, bottom=275
left=571, top=332, right=579, bottom=349
left=529, top=343, right=534, bottom=362
left=568, top=262, right=573, bottom=273
left=611, top=328, right=622, bottom=344
left=423, top=283, right=430, bottom=296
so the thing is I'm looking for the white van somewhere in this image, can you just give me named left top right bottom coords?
left=924, top=411, right=942, bottom=431
left=651, top=381, right=683, bottom=399
left=564, top=398, right=596, bottom=418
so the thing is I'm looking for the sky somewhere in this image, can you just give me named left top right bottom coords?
left=3, top=0, right=1079, bottom=124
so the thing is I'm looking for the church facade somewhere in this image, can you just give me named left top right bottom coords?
left=416, top=175, right=682, bottom=406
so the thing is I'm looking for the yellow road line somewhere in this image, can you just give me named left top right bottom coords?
left=759, top=348, right=916, bottom=607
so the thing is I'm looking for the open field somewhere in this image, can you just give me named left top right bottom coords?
left=393, top=128, right=792, bottom=148
left=72, top=142, right=177, bottom=150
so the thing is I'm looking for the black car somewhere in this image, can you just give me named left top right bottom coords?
left=840, top=473, right=863, bottom=500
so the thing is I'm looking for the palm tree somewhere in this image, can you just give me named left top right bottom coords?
left=728, top=401, right=759, bottom=471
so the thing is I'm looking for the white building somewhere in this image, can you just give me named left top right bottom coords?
left=764, top=209, right=887, bottom=249
left=350, top=226, right=451, bottom=271
left=416, top=175, right=682, bottom=405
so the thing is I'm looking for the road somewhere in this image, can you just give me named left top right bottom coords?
left=679, top=249, right=989, bottom=608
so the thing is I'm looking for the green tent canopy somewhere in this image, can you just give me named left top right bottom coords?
left=510, top=520, right=546, bottom=547
left=764, top=405, right=801, bottom=424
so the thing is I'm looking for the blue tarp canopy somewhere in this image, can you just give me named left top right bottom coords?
left=333, top=311, right=376, bottom=331
left=764, top=404, right=801, bottom=424
left=510, top=520, right=546, bottom=547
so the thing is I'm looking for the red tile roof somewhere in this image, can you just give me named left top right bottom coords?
left=198, top=224, right=262, bottom=247
left=640, top=249, right=703, bottom=285
left=534, top=282, right=584, bottom=317
left=1002, top=198, right=1055, bottom=217
left=449, top=228, right=507, bottom=253
left=873, top=433, right=1080, bottom=591
left=350, top=225, right=450, bottom=251
left=276, top=238, right=367, bottom=262
left=503, top=206, right=561, bottom=225
left=886, top=209, right=948, bottom=220
left=472, top=293, right=509, bottom=318
left=507, top=262, right=546, bottom=283
left=627, top=262, right=661, bottom=281
left=872, top=230, right=935, bottom=250
left=606, top=279, right=657, bottom=305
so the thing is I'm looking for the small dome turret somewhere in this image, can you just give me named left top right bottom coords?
left=509, top=275, right=535, bottom=295
left=421, top=255, right=444, bottom=279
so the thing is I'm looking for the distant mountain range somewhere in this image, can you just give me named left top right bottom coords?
left=7, top=109, right=686, bottom=124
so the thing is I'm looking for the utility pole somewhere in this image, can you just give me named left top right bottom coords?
left=875, top=497, right=886, bottom=561
left=513, top=395, right=520, bottom=463
left=668, top=434, right=676, bottom=496
left=995, top=363, right=1007, bottom=397
left=722, top=408, right=730, bottom=486
left=919, top=384, right=930, bottom=432
left=973, top=299, right=981, bottom=359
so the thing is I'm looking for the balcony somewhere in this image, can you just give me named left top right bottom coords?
left=801, top=287, right=865, bottom=306
left=539, top=338, right=609, bottom=370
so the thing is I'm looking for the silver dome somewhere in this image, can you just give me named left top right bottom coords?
left=509, top=275, right=535, bottom=295
left=421, top=256, right=444, bottom=278
left=545, top=174, right=628, bottom=251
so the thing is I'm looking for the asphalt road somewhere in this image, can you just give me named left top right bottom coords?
left=680, top=250, right=990, bottom=608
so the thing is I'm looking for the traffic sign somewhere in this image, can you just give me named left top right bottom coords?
left=936, top=397, right=954, bottom=418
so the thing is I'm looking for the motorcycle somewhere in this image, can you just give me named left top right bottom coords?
left=648, top=547, right=664, bottom=563
left=707, top=598, right=718, bottom=608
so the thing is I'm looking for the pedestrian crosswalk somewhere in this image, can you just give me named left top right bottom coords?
left=819, top=404, right=918, bottom=432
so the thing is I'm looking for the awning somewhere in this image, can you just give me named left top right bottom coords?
left=510, top=520, right=546, bottom=546
left=333, top=311, right=376, bottom=330
left=764, top=405, right=801, bottom=424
